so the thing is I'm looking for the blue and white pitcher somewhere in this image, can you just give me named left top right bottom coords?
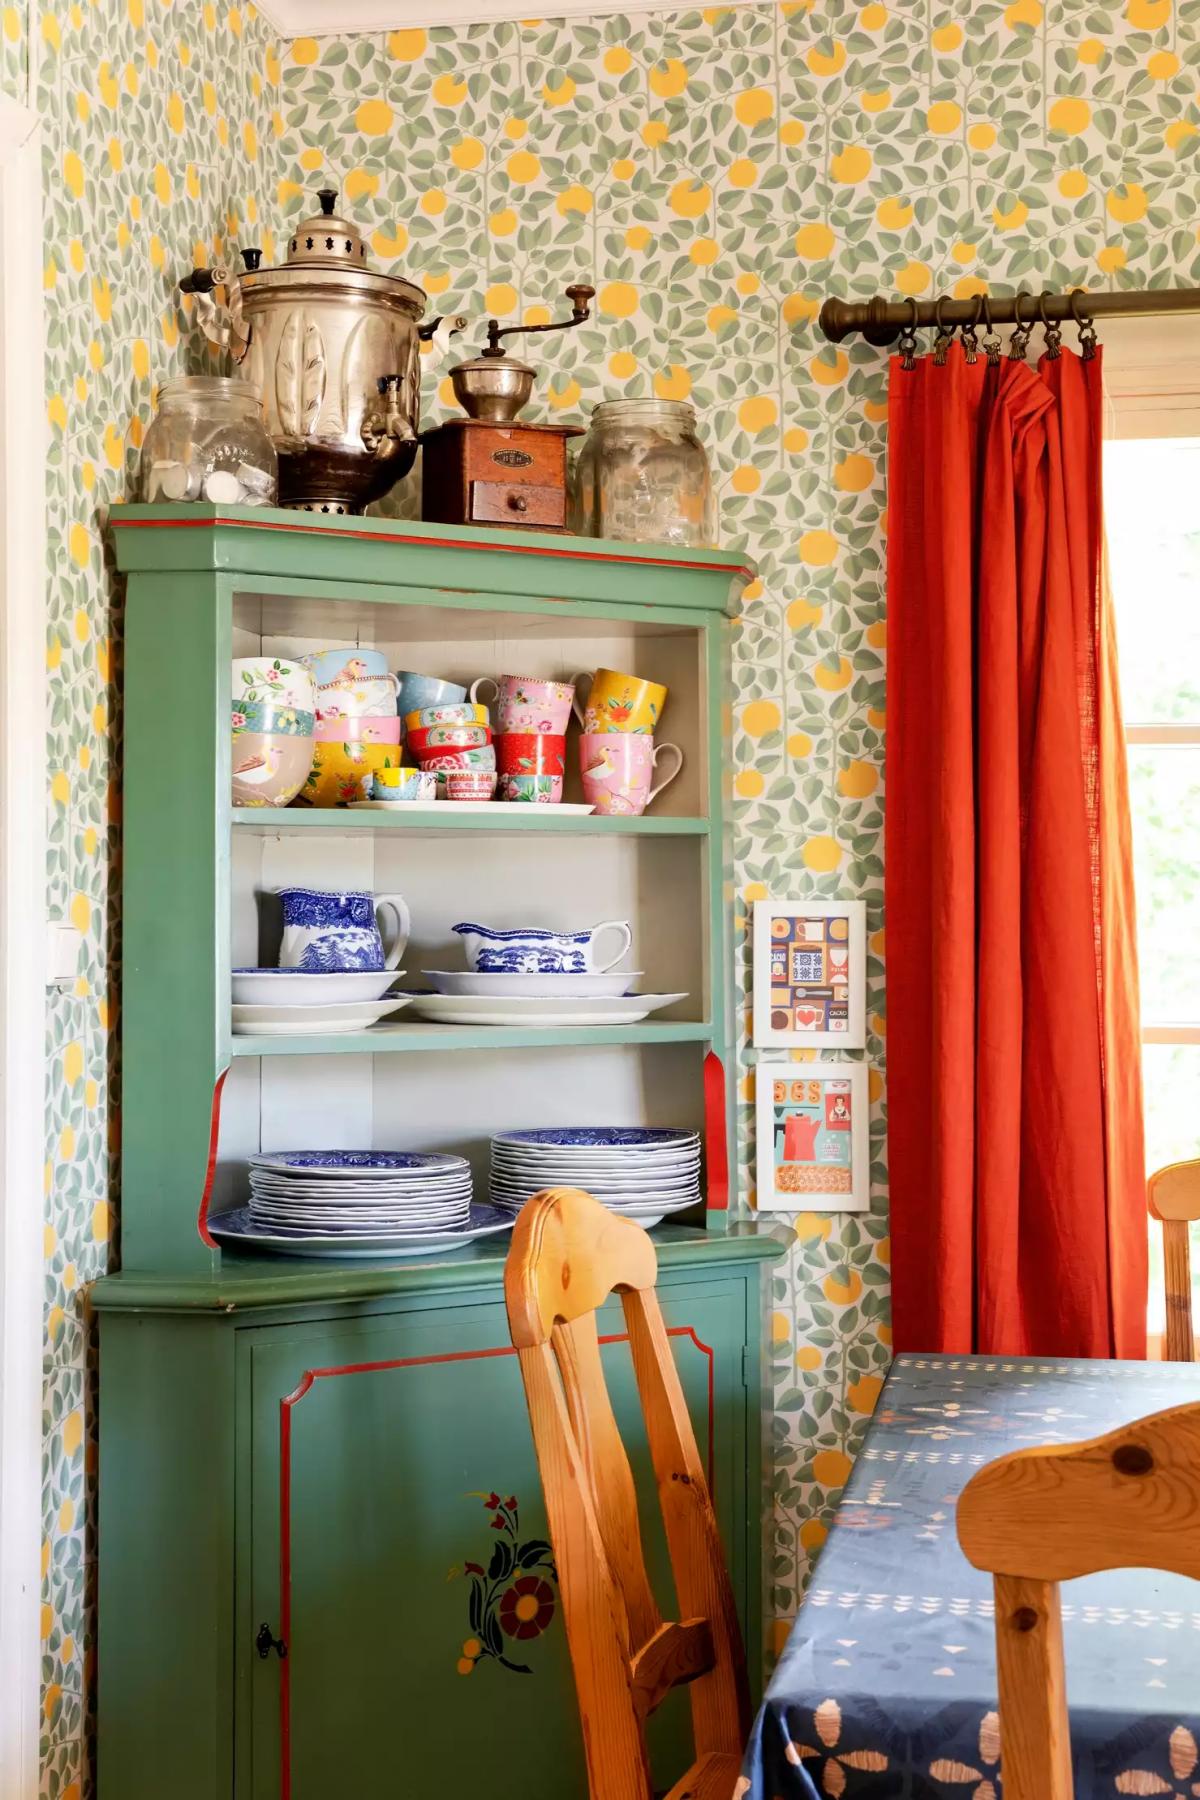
left=277, top=887, right=410, bottom=973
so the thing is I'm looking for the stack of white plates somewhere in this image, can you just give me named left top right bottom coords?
left=209, top=1151, right=514, bottom=1259
left=489, top=1128, right=702, bottom=1228
left=231, top=969, right=411, bottom=1036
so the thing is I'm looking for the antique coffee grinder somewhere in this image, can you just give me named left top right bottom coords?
left=419, top=284, right=594, bottom=532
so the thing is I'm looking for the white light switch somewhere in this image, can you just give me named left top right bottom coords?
left=46, top=922, right=83, bottom=988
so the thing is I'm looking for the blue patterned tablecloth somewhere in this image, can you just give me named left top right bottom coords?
left=741, top=1353, right=1200, bottom=1799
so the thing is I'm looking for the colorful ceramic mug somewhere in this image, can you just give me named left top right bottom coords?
left=407, top=722, right=492, bottom=755
left=452, top=919, right=633, bottom=974
left=579, top=733, right=683, bottom=815
left=302, top=738, right=403, bottom=806
left=496, top=732, right=566, bottom=777
left=276, top=886, right=410, bottom=971
left=395, top=670, right=468, bottom=717
left=314, top=673, right=401, bottom=721
left=232, top=656, right=315, bottom=713
left=573, top=667, right=667, bottom=734
left=404, top=702, right=490, bottom=732
left=472, top=675, right=575, bottom=735
left=299, top=646, right=390, bottom=689
left=419, top=746, right=497, bottom=773
left=499, top=773, right=560, bottom=804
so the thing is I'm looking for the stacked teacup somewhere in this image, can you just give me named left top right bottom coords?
left=400, top=671, right=496, bottom=802
left=479, top=675, right=574, bottom=804
left=299, top=647, right=402, bottom=806
left=231, top=656, right=316, bottom=809
left=574, top=667, right=683, bottom=817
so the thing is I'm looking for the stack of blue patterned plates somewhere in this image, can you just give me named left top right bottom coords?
left=209, top=1150, right=514, bottom=1259
left=489, top=1128, right=702, bottom=1228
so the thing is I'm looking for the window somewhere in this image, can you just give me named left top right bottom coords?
left=1106, top=429, right=1200, bottom=1337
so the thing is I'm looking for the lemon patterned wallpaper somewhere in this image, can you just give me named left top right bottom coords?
left=9, top=0, right=1200, bottom=1790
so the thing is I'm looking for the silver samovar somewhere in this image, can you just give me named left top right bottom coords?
left=180, top=189, right=465, bottom=514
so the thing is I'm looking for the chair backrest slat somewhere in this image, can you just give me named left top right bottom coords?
left=958, top=1399, right=1200, bottom=1800
left=505, top=1187, right=750, bottom=1800
left=1148, top=1158, right=1200, bottom=1362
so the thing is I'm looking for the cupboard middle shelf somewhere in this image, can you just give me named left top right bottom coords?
left=228, top=1020, right=715, bottom=1057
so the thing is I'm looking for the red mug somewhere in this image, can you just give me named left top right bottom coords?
left=496, top=731, right=566, bottom=777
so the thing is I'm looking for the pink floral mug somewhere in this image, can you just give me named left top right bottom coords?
left=471, top=674, right=574, bottom=735
left=579, top=734, right=683, bottom=816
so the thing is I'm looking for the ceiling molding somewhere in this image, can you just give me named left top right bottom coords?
left=257, top=0, right=760, bottom=31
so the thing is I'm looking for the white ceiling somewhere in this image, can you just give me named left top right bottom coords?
left=259, top=0, right=758, bottom=27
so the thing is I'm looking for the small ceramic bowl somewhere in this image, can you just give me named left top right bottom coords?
left=314, top=714, right=402, bottom=745
left=407, top=721, right=493, bottom=756
left=418, top=746, right=497, bottom=773
left=232, top=700, right=315, bottom=738
left=444, top=770, right=498, bottom=802
left=499, top=774, right=560, bottom=804
left=231, top=728, right=315, bottom=809
left=367, top=769, right=436, bottom=801
left=232, top=656, right=316, bottom=715
left=404, top=702, right=490, bottom=733
left=496, top=731, right=567, bottom=776
left=301, top=739, right=403, bottom=807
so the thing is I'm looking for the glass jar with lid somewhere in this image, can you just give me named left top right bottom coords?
left=573, top=399, right=715, bottom=547
left=138, top=375, right=278, bottom=506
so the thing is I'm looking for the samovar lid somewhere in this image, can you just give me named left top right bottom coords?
left=285, top=187, right=368, bottom=268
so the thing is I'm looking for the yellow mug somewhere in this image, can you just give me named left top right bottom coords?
left=572, top=667, right=667, bottom=735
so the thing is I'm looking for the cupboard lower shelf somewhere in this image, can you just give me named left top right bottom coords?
left=228, top=1019, right=714, bottom=1056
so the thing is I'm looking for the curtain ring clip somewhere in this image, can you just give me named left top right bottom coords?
left=1039, top=290, right=1062, bottom=360
left=981, top=293, right=1002, bottom=366
left=1069, top=288, right=1098, bottom=360
left=962, top=294, right=983, bottom=364
left=932, top=294, right=956, bottom=366
left=1009, top=287, right=1033, bottom=362
left=898, top=295, right=921, bottom=372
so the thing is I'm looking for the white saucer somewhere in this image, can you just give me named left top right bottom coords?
left=405, top=992, right=688, bottom=1027
left=232, top=996, right=413, bottom=1035
left=422, top=970, right=643, bottom=999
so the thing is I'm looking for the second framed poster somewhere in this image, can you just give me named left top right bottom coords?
left=752, top=899, right=866, bottom=1049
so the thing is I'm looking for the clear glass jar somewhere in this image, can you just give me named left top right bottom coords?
left=574, top=400, right=715, bottom=547
left=139, top=376, right=278, bottom=506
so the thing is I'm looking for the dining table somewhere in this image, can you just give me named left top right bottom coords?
left=739, top=1350, right=1200, bottom=1798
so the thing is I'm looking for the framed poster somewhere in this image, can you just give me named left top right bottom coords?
left=755, top=1062, right=869, bottom=1211
left=752, top=899, right=866, bottom=1049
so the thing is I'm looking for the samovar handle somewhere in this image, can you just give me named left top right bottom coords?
left=178, top=264, right=252, bottom=364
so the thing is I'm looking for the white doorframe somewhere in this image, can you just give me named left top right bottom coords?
left=0, top=94, right=47, bottom=1799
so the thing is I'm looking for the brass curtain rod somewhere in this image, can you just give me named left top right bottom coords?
left=819, top=285, right=1200, bottom=346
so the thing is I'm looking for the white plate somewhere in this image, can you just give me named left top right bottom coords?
left=406, top=993, right=689, bottom=1027
left=211, top=1203, right=515, bottom=1259
left=232, top=997, right=413, bottom=1035
left=422, top=970, right=644, bottom=999
left=231, top=969, right=405, bottom=1006
left=347, top=800, right=596, bottom=816
left=251, top=1150, right=468, bottom=1180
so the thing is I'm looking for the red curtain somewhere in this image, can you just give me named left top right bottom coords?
left=886, top=341, right=1146, bottom=1358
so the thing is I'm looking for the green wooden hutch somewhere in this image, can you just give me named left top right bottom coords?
left=92, top=506, right=782, bottom=1800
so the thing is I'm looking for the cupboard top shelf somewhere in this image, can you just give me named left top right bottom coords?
left=231, top=807, right=711, bottom=837
left=110, top=505, right=753, bottom=616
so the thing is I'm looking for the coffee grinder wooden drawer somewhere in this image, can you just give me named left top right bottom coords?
left=469, top=480, right=564, bottom=528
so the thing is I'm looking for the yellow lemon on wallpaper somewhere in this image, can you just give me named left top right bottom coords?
left=1048, top=95, right=1090, bottom=133
left=547, top=378, right=581, bottom=410
left=795, top=1211, right=830, bottom=1244
left=103, top=424, right=123, bottom=469
left=557, top=183, right=592, bottom=214
left=951, top=240, right=976, bottom=264
left=690, top=237, right=719, bottom=265
left=1166, top=120, right=1197, bottom=149
left=860, top=86, right=890, bottom=113
left=707, top=304, right=737, bottom=331
left=202, top=78, right=217, bottom=115
left=424, top=271, right=451, bottom=293
left=1148, top=49, right=1180, bottom=78
left=243, top=121, right=258, bottom=161
left=926, top=100, right=961, bottom=133
left=669, top=178, right=711, bottom=217
left=612, top=156, right=636, bottom=180
left=896, top=259, right=931, bottom=292
left=1004, top=0, right=1041, bottom=23
left=68, top=236, right=84, bottom=273
left=388, top=28, right=426, bottom=58
left=649, top=58, right=688, bottom=96
left=734, top=769, right=764, bottom=798
left=736, top=272, right=760, bottom=295
left=781, top=296, right=816, bottom=332
left=804, top=835, right=843, bottom=873
left=625, top=225, right=651, bottom=250
left=860, top=1, right=887, bottom=25
left=63, top=151, right=84, bottom=199
left=488, top=207, right=517, bottom=236
left=291, top=36, right=318, bottom=63
left=542, top=76, right=575, bottom=105
left=743, top=880, right=767, bottom=904
left=810, top=350, right=847, bottom=385
left=356, top=99, right=393, bottom=135
left=1059, top=168, right=1088, bottom=197
left=834, top=453, right=874, bottom=491
left=344, top=168, right=379, bottom=201
left=153, top=161, right=171, bottom=204
left=741, top=698, right=781, bottom=736
left=731, top=465, right=761, bottom=494
left=609, top=349, right=637, bottom=377
left=642, top=118, right=669, bottom=147
left=505, top=117, right=528, bottom=140
left=969, top=122, right=996, bottom=149
left=786, top=598, right=821, bottom=628
left=507, top=150, right=540, bottom=182
left=451, top=136, right=485, bottom=170
left=728, top=158, right=758, bottom=188
left=795, top=1345, right=823, bottom=1371
left=992, top=199, right=1028, bottom=230
left=739, top=396, right=777, bottom=433
left=99, top=60, right=118, bottom=106
left=1098, top=243, right=1127, bottom=271
left=599, top=280, right=638, bottom=317
left=736, top=88, right=774, bottom=126
left=814, top=654, right=852, bottom=691
left=865, top=619, right=886, bottom=648
left=485, top=282, right=517, bottom=315
left=794, top=222, right=834, bottom=259
left=932, top=22, right=963, bottom=49
left=798, top=529, right=837, bottom=566
left=831, top=144, right=871, bottom=183
left=822, top=1268, right=863, bottom=1304
left=807, top=41, right=846, bottom=75
left=63, top=1041, right=83, bottom=1087
left=1107, top=181, right=1148, bottom=220
left=780, top=119, right=806, bottom=145
left=847, top=1375, right=884, bottom=1415
left=812, top=1448, right=853, bottom=1488
left=1074, top=36, right=1105, bottom=64
left=371, top=225, right=408, bottom=258
left=654, top=364, right=692, bottom=399
left=1127, top=0, right=1171, bottom=23
left=299, top=147, right=323, bottom=172
left=48, top=392, right=66, bottom=430
left=838, top=760, right=878, bottom=798
left=604, top=45, right=632, bottom=74
left=770, top=1312, right=791, bottom=1345
left=69, top=523, right=90, bottom=567
left=3, top=6, right=18, bottom=42
left=166, top=90, right=184, bottom=133
left=433, top=73, right=468, bottom=105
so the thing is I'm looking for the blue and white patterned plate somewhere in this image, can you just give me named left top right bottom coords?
left=492, top=1128, right=697, bottom=1151
left=249, top=1150, right=467, bottom=1179
left=210, top=1202, right=514, bottom=1260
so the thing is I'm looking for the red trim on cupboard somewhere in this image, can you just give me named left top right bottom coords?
left=274, top=1326, right=716, bottom=1798
left=196, top=1069, right=229, bottom=1249
left=110, top=512, right=755, bottom=583
left=703, top=1049, right=730, bottom=1211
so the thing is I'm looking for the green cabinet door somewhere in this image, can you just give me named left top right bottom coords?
left=241, top=1281, right=748, bottom=1798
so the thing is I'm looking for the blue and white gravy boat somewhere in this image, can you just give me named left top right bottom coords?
left=452, top=920, right=633, bottom=975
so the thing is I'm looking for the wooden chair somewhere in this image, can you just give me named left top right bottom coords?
left=958, top=1400, right=1200, bottom=1800
left=1148, top=1158, right=1200, bottom=1361
left=504, top=1187, right=751, bottom=1800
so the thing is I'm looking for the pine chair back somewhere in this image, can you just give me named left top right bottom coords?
left=1148, top=1158, right=1200, bottom=1361
left=504, top=1187, right=751, bottom=1800
left=958, top=1400, right=1200, bottom=1800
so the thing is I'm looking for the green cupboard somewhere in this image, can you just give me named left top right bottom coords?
left=92, top=509, right=783, bottom=1799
